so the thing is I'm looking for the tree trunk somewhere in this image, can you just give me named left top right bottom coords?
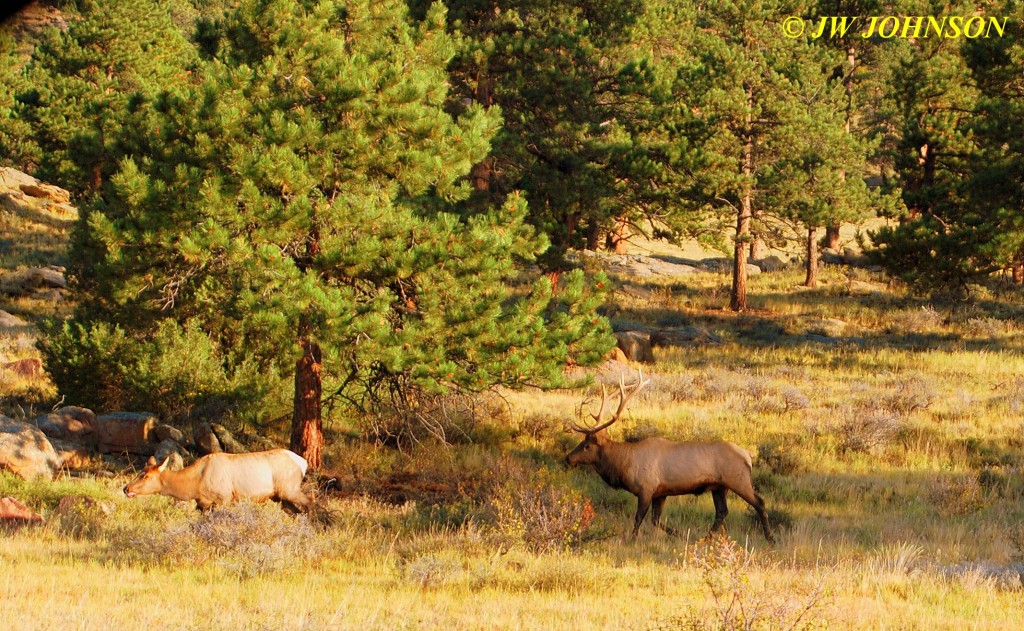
left=290, top=228, right=324, bottom=470
left=291, top=320, right=323, bottom=470
left=585, top=218, right=601, bottom=251
left=825, top=223, right=841, bottom=251
left=804, top=226, right=819, bottom=288
left=731, top=94, right=754, bottom=312
left=605, top=215, right=630, bottom=254
left=469, top=70, right=494, bottom=191
left=1013, top=261, right=1024, bottom=284
left=749, top=232, right=767, bottom=260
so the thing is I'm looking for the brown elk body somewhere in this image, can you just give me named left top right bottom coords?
left=566, top=371, right=773, bottom=542
left=123, top=448, right=311, bottom=514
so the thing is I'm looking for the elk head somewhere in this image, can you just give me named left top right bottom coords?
left=123, top=456, right=170, bottom=497
left=566, top=369, right=650, bottom=466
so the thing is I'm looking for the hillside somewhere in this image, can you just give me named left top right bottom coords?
left=0, top=166, right=74, bottom=409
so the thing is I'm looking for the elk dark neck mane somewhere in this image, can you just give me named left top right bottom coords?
left=594, top=440, right=635, bottom=491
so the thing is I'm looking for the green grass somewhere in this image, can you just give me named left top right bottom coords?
left=4, top=264, right=1024, bottom=629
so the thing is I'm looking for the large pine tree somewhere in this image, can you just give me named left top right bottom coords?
left=54, top=0, right=612, bottom=466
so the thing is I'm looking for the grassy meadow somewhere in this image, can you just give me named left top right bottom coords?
left=4, top=262, right=1024, bottom=629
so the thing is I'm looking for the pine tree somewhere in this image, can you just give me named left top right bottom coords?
left=429, top=0, right=671, bottom=264
left=673, top=0, right=818, bottom=310
left=61, top=0, right=613, bottom=466
left=763, top=26, right=890, bottom=288
left=11, top=0, right=197, bottom=197
left=868, top=0, right=990, bottom=290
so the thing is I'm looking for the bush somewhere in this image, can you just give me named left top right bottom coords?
left=838, top=409, right=904, bottom=455
left=489, top=458, right=596, bottom=552
left=38, top=318, right=289, bottom=423
left=928, top=474, right=984, bottom=517
left=108, top=502, right=320, bottom=578
left=881, top=374, right=936, bottom=415
left=663, top=534, right=831, bottom=631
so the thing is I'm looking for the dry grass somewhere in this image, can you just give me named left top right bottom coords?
left=4, top=259, right=1024, bottom=628
left=0, top=186, right=74, bottom=409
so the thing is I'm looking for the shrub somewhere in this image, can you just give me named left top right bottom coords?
left=881, top=374, right=936, bottom=415
left=758, top=440, right=802, bottom=476
left=781, top=387, right=810, bottom=412
left=838, top=409, right=904, bottom=455
left=38, top=318, right=289, bottom=424
left=928, top=474, right=984, bottom=517
left=489, top=458, right=596, bottom=552
left=107, top=502, right=320, bottom=578
left=358, top=390, right=489, bottom=448
left=663, top=534, right=831, bottom=631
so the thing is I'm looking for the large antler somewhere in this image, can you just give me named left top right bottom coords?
left=569, top=368, right=651, bottom=434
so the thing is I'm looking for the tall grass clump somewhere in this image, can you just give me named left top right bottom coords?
left=488, top=457, right=598, bottom=552
left=661, top=534, right=831, bottom=630
left=106, top=502, right=321, bottom=578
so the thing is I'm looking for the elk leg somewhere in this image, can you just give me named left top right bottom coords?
left=751, top=492, right=774, bottom=543
left=651, top=497, right=675, bottom=536
left=632, top=495, right=653, bottom=538
left=711, top=488, right=728, bottom=533
left=734, top=487, right=775, bottom=543
left=280, top=492, right=311, bottom=515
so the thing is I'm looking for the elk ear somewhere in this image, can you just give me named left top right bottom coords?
left=156, top=456, right=170, bottom=472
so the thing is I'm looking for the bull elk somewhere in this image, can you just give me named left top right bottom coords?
left=566, top=370, right=774, bottom=542
left=123, top=448, right=311, bottom=514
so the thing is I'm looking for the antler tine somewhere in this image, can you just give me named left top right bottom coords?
left=590, top=384, right=609, bottom=423
left=606, top=367, right=650, bottom=428
left=570, top=383, right=615, bottom=434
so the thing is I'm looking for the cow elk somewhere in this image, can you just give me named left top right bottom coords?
left=123, top=448, right=311, bottom=514
left=565, top=370, right=774, bottom=542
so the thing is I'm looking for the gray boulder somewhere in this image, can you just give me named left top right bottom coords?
left=33, top=406, right=96, bottom=444
left=95, top=412, right=159, bottom=455
left=614, top=331, right=655, bottom=363
left=0, top=416, right=60, bottom=480
left=193, top=422, right=222, bottom=455
left=153, top=439, right=188, bottom=471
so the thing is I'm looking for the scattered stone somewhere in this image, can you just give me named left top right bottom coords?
left=806, top=317, right=849, bottom=338
left=210, top=423, right=247, bottom=454
left=55, top=495, right=114, bottom=518
left=50, top=438, right=93, bottom=469
left=751, top=255, right=788, bottom=272
left=822, top=248, right=845, bottom=265
left=2, top=357, right=43, bottom=378
left=846, top=280, right=886, bottom=297
left=19, top=182, right=71, bottom=204
left=0, top=166, right=39, bottom=191
left=0, top=497, right=44, bottom=527
left=153, top=439, right=187, bottom=471
left=0, top=309, right=28, bottom=328
left=842, top=247, right=872, bottom=268
left=614, top=331, right=655, bottom=363
left=0, top=266, right=67, bottom=296
left=243, top=435, right=280, bottom=452
left=618, top=283, right=655, bottom=300
left=650, top=326, right=723, bottom=347
left=32, top=406, right=96, bottom=443
left=0, top=415, right=61, bottom=480
left=154, top=424, right=184, bottom=443
left=698, top=257, right=733, bottom=273
left=95, top=412, right=159, bottom=455
left=193, top=422, right=222, bottom=455
left=606, top=346, right=630, bottom=363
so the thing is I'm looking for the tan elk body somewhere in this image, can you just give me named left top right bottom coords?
left=124, top=448, right=311, bottom=513
left=566, top=371, right=773, bottom=542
